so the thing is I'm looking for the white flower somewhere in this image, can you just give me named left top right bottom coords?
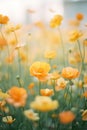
left=2, top=116, right=15, bottom=124
left=57, top=77, right=68, bottom=87
left=24, top=109, right=39, bottom=121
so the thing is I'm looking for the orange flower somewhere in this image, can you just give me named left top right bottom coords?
left=5, top=54, right=14, bottom=64
left=52, top=65, right=57, bottom=69
left=28, top=83, right=35, bottom=89
left=83, top=91, right=87, bottom=98
left=50, top=14, right=63, bottom=28
left=76, top=13, right=84, bottom=21
left=0, top=14, right=9, bottom=24
left=59, top=111, right=75, bottom=124
left=27, top=9, right=36, bottom=14
left=30, top=61, right=51, bottom=81
left=83, top=39, right=87, bottom=46
left=84, top=75, right=87, bottom=84
left=40, top=89, right=54, bottom=96
left=0, top=36, right=7, bottom=49
left=6, top=86, right=27, bottom=107
left=62, top=67, right=80, bottom=79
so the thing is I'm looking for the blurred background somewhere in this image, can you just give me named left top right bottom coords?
left=0, top=0, right=87, bottom=24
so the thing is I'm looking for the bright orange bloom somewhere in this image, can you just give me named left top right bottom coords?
left=6, top=86, right=27, bottom=107
left=59, top=111, right=75, bottom=124
left=0, top=36, right=7, bottom=49
left=76, top=13, right=84, bottom=21
left=62, top=67, right=80, bottom=79
left=0, top=14, right=9, bottom=24
left=83, top=39, right=87, bottom=46
left=30, top=61, right=51, bottom=81
left=83, top=91, right=87, bottom=98
left=84, top=75, right=87, bottom=84
left=28, top=83, right=35, bottom=89
left=40, top=89, right=54, bottom=96
left=5, top=54, right=14, bottom=64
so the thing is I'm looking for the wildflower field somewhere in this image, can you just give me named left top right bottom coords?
left=0, top=13, right=87, bottom=130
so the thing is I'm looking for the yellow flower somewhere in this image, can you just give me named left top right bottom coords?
left=24, top=109, right=39, bottom=121
left=51, top=114, right=58, bottom=118
left=2, top=116, right=15, bottom=124
left=5, top=24, right=21, bottom=33
left=76, top=80, right=83, bottom=88
left=30, top=61, right=51, bottom=81
left=40, top=88, right=54, bottom=96
left=62, top=67, right=80, bottom=79
left=0, top=100, right=9, bottom=113
left=84, top=74, right=87, bottom=85
left=9, top=39, right=17, bottom=46
left=69, top=30, right=83, bottom=42
left=82, top=110, right=87, bottom=121
left=50, top=15, right=63, bottom=28
left=0, top=89, right=9, bottom=100
left=55, top=77, right=68, bottom=91
left=44, top=50, right=56, bottom=59
left=19, top=50, right=27, bottom=62
left=50, top=71, right=60, bottom=80
left=68, top=57, right=77, bottom=65
left=30, top=96, right=58, bottom=112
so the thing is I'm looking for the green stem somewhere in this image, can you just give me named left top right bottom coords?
left=16, top=75, right=22, bottom=87
left=58, top=27, right=66, bottom=67
left=39, top=81, right=41, bottom=95
left=13, top=31, right=21, bottom=77
left=83, top=44, right=85, bottom=64
left=77, top=40, right=84, bottom=75
left=52, top=80, right=57, bottom=99
left=0, top=26, right=10, bottom=88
